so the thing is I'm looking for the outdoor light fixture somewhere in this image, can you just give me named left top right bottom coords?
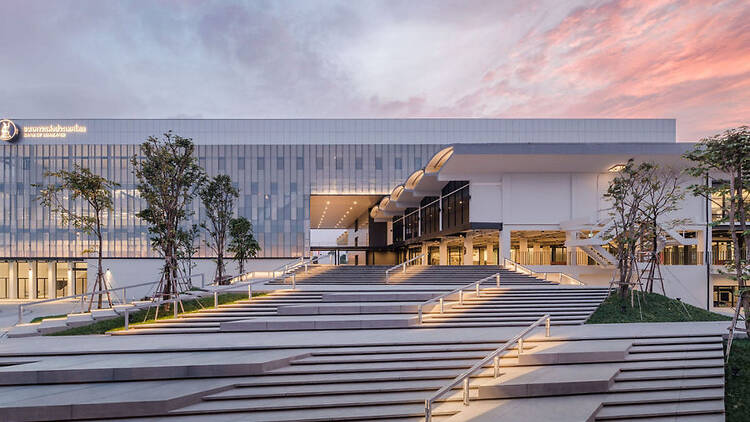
left=608, top=164, right=626, bottom=172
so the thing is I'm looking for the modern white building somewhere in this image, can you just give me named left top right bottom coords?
left=0, top=118, right=738, bottom=311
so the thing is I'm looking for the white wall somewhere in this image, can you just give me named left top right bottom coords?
left=469, top=182, right=502, bottom=223
left=527, top=264, right=710, bottom=309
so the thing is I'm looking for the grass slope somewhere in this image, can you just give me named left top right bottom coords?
left=49, top=292, right=261, bottom=335
left=586, top=291, right=730, bottom=324
left=726, top=338, right=750, bottom=422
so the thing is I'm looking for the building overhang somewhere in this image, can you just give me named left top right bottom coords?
left=438, top=142, right=696, bottom=178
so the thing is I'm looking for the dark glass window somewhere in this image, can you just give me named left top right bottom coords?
left=290, top=183, right=297, bottom=193
left=296, top=157, right=304, bottom=170
left=238, top=157, right=245, bottom=170
left=257, top=157, right=265, bottom=168
left=335, top=157, right=343, bottom=170
left=251, top=182, right=259, bottom=194
left=394, top=157, right=402, bottom=170
left=414, top=157, right=422, bottom=169
left=316, top=157, right=324, bottom=170
left=355, top=157, right=363, bottom=170
left=218, top=157, right=226, bottom=171
left=277, top=157, right=284, bottom=170
left=271, top=183, right=278, bottom=194
left=375, top=157, right=383, bottom=170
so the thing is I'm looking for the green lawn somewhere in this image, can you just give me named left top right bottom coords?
left=586, top=291, right=730, bottom=324
left=726, top=338, right=750, bottom=422
left=49, top=292, right=263, bottom=335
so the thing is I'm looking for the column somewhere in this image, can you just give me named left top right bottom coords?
left=66, top=263, right=75, bottom=296
left=498, top=229, right=511, bottom=265
left=532, top=243, right=541, bottom=266
left=463, top=234, right=473, bottom=266
left=8, top=261, right=17, bottom=299
left=421, top=243, right=429, bottom=265
left=543, top=246, right=551, bottom=265
left=439, top=238, right=448, bottom=265
left=566, top=232, right=577, bottom=266
left=48, top=261, right=57, bottom=299
left=519, top=238, right=528, bottom=265
left=28, top=261, right=37, bottom=300
left=487, top=242, right=496, bottom=265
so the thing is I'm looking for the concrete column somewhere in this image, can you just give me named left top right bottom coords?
left=66, top=263, right=75, bottom=296
left=499, top=229, right=511, bottom=265
left=566, top=232, right=577, bottom=266
left=8, top=261, right=17, bottom=299
left=532, top=243, right=541, bottom=266
left=28, top=261, right=37, bottom=300
left=486, top=242, right=496, bottom=265
left=543, top=246, right=551, bottom=265
left=463, top=235, right=473, bottom=266
left=439, top=238, right=448, bottom=265
left=48, top=262, right=57, bottom=299
left=421, top=243, right=429, bottom=265
left=518, top=238, right=528, bottom=264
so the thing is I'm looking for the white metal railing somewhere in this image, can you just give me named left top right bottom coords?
left=424, top=314, right=552, bottom=421
left=503, top=258, right=584, bottom=286
left=416, top=273, right=501, bottom=323
left=228, top=256, right=319, bottom=286
left=385, top=254, right=426, bottom=282
left=17, top=273, right=205, bottom=324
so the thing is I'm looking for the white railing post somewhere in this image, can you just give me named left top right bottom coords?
left=495, top=273, right=500, bottom=288
left=518, top=338, right=524, bottom=354
left=248, top=284, right=252, bottom=300
left=546, top=316, right=551, bottom=337
left=439, top=297, right=444, bottom=313
left=463, top=378, right=470, bottom=406
left=124, top=308, right=129, bottom=330
left=214, top=291, right=218, bottom=307
left=476, top=282, right=480, bottom=297
left=418, top=305, right=423, bottom=323
left=292, top=273, right=296, bottom=289
left=459, top=289, right=463, bottom=305
left=493, top=355, right=500, bottom=378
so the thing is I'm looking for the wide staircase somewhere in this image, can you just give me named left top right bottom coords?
left=87, top=333, right=724, bottom=422
left=115, top=264, right=608, bottom=335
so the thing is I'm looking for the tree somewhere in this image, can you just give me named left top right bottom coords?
left=34, top=165, right=120, bottom=310
left=684, top=126, right=750, bottom=333
left=131, top=131, right=205, bottom=302
left=200, top=175, right=238, bottom=284
left=604, top=160, right=651, bottom=304
left=177, top=224, right=200, bottom=283
left=228, top=216, right=261, bottom=275
left=638, top=165, right=685, bottom=293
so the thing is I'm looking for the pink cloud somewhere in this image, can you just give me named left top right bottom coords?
left=428, top=0, right=750, bottom=141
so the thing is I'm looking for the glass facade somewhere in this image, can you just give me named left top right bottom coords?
left=0, top=119, right=453, bottom=259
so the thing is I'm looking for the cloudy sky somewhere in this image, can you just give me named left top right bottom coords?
left=1, top=0, right=748, bottom=141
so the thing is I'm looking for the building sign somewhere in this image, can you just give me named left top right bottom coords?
left=0, top=119, right=19, bottom=143
left=22, top=123, right=87, bottom=138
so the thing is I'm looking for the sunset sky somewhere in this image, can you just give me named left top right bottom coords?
left=2, top=0, right=748, bottom=141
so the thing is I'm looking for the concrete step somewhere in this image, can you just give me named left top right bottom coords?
left=36, top=318, right=70, bottom=335
left=5, top=323, right=41, bottom=338
left=602, top=387, right=724, bottom=406
left=221, top=314, right=419, bottom=332
left=609, top=377, right=725, bottom=393
left=595, top=399, right=725, bottom=420
left=171, top=390, right=467, bottom=414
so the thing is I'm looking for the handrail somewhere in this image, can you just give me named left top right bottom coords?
left=503, top=258, right=584, bottom=286
left=424, top=314, right=552, bottom=421
left=17, top=273, right=205, bottom=324
left=385, top=254, right=425, bottom=282
left=228, top=255, right=319, bottom=285
left=417, top=273, right=501, bottom=323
